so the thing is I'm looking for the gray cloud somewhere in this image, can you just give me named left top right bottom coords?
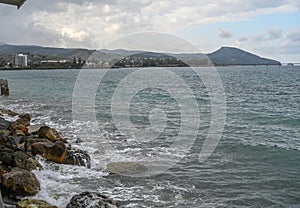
left=267, top=28, right=282, bottom=40
left=218, top=28, right=233, bottom=38
left=238, top=36, right=251, bottom=42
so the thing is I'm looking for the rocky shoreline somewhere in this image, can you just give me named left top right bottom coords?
left=0, top=108, right=120, bottom=208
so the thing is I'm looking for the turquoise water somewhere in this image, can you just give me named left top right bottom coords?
left=0, top=66, right=299, bottom=207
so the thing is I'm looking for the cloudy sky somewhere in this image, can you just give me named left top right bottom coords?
left=0, top=0, right=299, bottom=62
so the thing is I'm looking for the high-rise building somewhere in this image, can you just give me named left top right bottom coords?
left=14, top=53, right=28, bottom=67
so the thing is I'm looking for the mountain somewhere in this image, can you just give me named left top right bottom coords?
left=207, top=46, right=281, bottom=66
left=0, top=44, right=95, bottom=60
left=0, top=44, right=281, bottom=66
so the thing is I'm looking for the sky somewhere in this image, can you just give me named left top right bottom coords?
left=0, top=0, right=299, bottom=62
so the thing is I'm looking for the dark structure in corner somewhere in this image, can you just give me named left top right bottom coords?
left=0, top=0, right=26, bottom=9
left=0, top=79, right=9, bottom=96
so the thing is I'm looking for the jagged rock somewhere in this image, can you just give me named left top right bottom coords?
left=31, top=141, right=67, bottom=164
left=1, top=167, right=40, bottom=197
left=37, top=126, right=67, bottom=143
left=0, top=146, right=15, bottom=165
left=0, top=164, right=9, bottom=178
left=25, top=138, right=52, bottom=152
left=64, top=148, right=91, bottom=168
left=0, top=135, right=18, bottom=149
left=0, top=146, right=40, bottom=171
left=0, top=117, right=10, bottom=130
left=13, top=151, right=41, bottom=171
left=9, top=114, right=31, bottom=131
left=66, top=192, right=119, bottom=208
left=13, top=129, right=26, bottom=137
left=106, top=162, right=148, bottom=175
left=17, top=199, right=58, bottom=208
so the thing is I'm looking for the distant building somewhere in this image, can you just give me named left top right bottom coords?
left=13, top=53, right=28, bottom=67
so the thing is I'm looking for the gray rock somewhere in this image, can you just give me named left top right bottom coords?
left=64, top=148, right=91, bottom=168
left=0, top=135, right=18, bottom=149
left=13, top=151, right=41, bottom=171
left=106, top=162, right=148, bottom=175
left=67, top=192, right=119, bottom=208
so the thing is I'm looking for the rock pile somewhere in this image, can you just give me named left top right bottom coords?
left=0, top=109, right=93, bottom=207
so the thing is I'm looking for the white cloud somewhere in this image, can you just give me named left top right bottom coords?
left=0, top=0, right=299, bottom=53
left=286, top=28, right=300, bottom=41
left=0, top=0, right=299, bottom=63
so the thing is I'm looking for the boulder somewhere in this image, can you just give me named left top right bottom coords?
left=17, top=199, right=58, bottom=208
left=9, top=114, right=31, bottom=131
left=66, top=192, right=119, bottom=208
left=31, top=141, right=67, bottom=164
left=37, top=126, right=67, bottom=143
left=106, top=162, right=148, bottom=175
left=0, top=144, right=40, bottom=170
left=24, top=138, right=52, bottom=152
left=13, top=151, right=41, bottom=171
left=0, top=146, right=15, bottom=165
left=0, top=135, right=18, bottom=149
left=64, top=148, right=91, bottom=168
left=1, top=168, right=40, bottom=197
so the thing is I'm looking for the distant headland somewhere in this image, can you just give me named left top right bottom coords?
left=0, top=43, right=281, bottom=69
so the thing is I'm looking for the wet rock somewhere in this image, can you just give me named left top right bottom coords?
left=1, top=167, right=40, bottom=197
left=0, top=146, right=15, bottom=165
left=0, top=108, right=18, bottom=117
left=0, top=164, right=9, bottom=178
left=106, top=162, right=148, bottom=175
left=17, top=199, right=58, bottom=208
left=24, top=138, right=52, bottom=152
left=0, top=117, right=10, bottom=130
left=13, top=129, right=26, bottom=137
left=66, top=192, right=119, bottom=208
left=38, top=126, right=67, bottom=143
left=31, top=141, right=67, bottom=164
left=64, top=148, right=91, bottom=168
left=13, top=151, right=41, bottom=171
left=0, top=141, right=40, bottom=170
left=9, top=114, right=31, bottom=131
left=0, top=135, right=18, bottom=149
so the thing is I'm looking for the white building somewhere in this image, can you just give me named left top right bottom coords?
left=14, top=53, right=28, bottom=67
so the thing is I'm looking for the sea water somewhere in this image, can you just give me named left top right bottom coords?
left=0, top=66, right=299, bottom=207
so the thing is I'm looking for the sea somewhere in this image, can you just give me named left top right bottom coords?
left=0, top=66, right=299, bottom=208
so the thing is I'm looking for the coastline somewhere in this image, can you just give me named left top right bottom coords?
left=0, top=108, right=119, bottom=208
left=0, top=64, right=285, bottom=71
